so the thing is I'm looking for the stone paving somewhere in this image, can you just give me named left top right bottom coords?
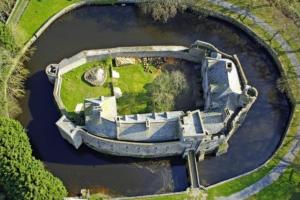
left=206, top=0, right=300, bottom=199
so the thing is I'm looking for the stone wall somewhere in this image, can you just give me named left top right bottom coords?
left=80, top=129, right=185, bottom=158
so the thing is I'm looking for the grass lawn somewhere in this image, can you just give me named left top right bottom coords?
left=60, top=61, right=112, bottom=112
left=60, top=61, right=160, bottom=115
left=114, top=64, right=160, bottom=115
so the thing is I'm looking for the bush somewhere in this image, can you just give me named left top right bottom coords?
left=0, top=117, right=68, bottom=200
left=139, top=0, right=195, bottom=23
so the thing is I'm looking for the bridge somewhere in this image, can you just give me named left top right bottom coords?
left=186, top=150, right=201, bottom=188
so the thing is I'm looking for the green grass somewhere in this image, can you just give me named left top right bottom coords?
left=18, top=0, right=80, bottom=42
left=60, top=61, right=112, bottom=112
left=114, top=64, right=160, bottom=115
left=60, top=61, right=160, bottom=115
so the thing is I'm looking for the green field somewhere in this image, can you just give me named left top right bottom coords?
left=60, top=61, right=112, bottom=112
left=60, top=61, right=159, bottom=115
left=114, top=64, right=160, bottom=115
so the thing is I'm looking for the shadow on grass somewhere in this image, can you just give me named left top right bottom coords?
left=117, top=91, right=152, bottom=115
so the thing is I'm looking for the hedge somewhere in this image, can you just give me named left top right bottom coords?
left=0, top=117, right=67, bottom=199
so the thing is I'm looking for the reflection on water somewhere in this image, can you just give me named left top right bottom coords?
left=18, top=5, right=291, bottom=196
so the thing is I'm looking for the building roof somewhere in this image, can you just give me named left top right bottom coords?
left=181, top=110, right=204, bottom=136
left=117, top=120, right=180, bottom=142
left=84, top=97, right=117, bottom=138
left=116, top=111, right=184, bottom=142
left=206, top=58, right=242, bottom=112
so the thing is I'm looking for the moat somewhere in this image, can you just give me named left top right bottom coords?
left=17, top=5, right=291, bottom=197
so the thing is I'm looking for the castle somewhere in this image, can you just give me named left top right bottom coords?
left=46, top=41, right=257, bottom=160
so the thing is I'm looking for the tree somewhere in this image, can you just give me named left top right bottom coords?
left=139, top=0, right=196, bottom=23
left=0, top=118, right=68, bottom=199
left=0, top=22, right=29, bottom=117
left=147, top=70, right=188, bottom=111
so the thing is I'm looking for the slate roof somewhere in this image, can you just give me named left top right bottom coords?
left=201, top=58, right=242, bottom=134
left=206, top=58, right=242, bottom=112
left=116, top=111, right=184, bottom=142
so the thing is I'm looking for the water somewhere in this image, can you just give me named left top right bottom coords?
left=17, top=5, right=291, bottom=196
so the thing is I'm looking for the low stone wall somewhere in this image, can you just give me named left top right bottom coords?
left=113, top=190, right=188, bottom=200
left=80, top=129, right=185, bottom=158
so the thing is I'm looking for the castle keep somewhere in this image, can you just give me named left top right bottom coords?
left=46, top=41, right=257, bottom=160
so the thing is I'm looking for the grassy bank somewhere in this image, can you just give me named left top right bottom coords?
left=248, top=152, right=300, bottom=199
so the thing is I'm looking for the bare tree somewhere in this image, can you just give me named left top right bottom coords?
left=0, top=0, right=15, bottom=22
left=139, top=0, right=196, bottom=23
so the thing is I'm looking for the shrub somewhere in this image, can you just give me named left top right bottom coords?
left=147, top=70, right=188, bottom=111
left=0, top=117, right=68, bottom=200
left=139, top=0, right=195, bottom=23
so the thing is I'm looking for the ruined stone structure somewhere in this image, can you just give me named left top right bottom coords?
left=46, top=41, right=257, bottom=159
